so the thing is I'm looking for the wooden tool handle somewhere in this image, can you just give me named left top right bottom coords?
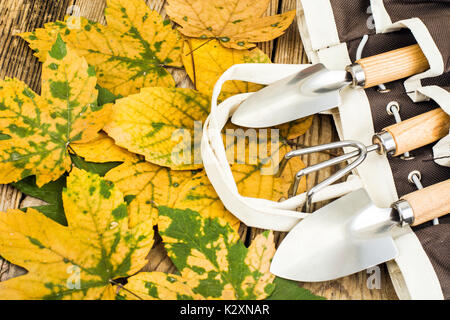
left=356, top=44, right=429, bottom=88
left=402, top=180, right=450, bottom=226
left=384, top=108, right=450, bottom=157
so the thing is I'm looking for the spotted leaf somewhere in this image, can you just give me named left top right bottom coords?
left=71, top=131, right=138, bottom=163
left=0, top=168, right=154, bottom=300
left=133, top=208, right=276, bottom=300
left=104, top=87, right=209, bottom=170
left=223, top=127, right=307, bottom=196
left=118, top=272, right=202, bottom=300
left=182, top=38, right=270, bottom=99
left=20, top=0, right=182, bottom=97
left=120, top=211, right=323, bottom=300
left=105, top=160, right=195, bottom=227
left=0, top=35, right=110, bottom=186
left=167, top=0, right=296, bottom=49
left=169, top=170, right=241, bottom=231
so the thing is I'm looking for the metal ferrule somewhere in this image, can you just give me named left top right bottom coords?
left=372, top=131, right=397, bottom=156
left=345, top=63, right=366, bottom=87
left=391, top=199, right=415, bottom=227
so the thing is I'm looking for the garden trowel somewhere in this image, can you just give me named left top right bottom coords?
left=232, top=44, right=429, bottom=127
left=270, top=179, right=450, bottom=282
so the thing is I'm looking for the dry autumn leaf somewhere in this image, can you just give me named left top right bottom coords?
left=169, top=170, right=241, bottom=230
left=71, top=131, right=138, bottom=163
left=104, top=87, right=209, bottom=170
left=0, top=168, right=153, bottom=299
left=0, top=35, right=110, bottom=187
left=105, top=160, right=196, bottom=227
left=20, top=0, right=182, bottom=97
left=181, top=38, right=313, bottom=139
left=119, top=208, right=276, bottom=300
left=278, top=116, right=314, bottom=141
left=120, top=272, right=202, bottom=300
left=182, top=38, right=270, bottom=99
left=166, top=0, right=296, bottom=49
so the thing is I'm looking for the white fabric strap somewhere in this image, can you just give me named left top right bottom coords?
left=433, top=130, right=450, bottom=167
left=300, top=0, right=340, bottom=51
left=370, top=0, right=393, bottom=32
left=369, top=2, right=445, bottom=101
left=201, top=63, right=363, bottom=231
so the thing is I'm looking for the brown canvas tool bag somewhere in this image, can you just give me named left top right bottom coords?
left=297, top=0, right=449, bottom=299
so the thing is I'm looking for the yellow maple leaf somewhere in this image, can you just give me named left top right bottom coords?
left=169, top=170, right=241, bottom=231
left=166, top=0, right=296, bottom=49
left=278, top=116, right=314, bottom=140
left=105, top=160, right=196, bottom=227
left=20, top=0, right=182, bottom=97
left=0, top=35, right=110, bottom=187
left=120, top=272, right=203, bottom=300
left=0, top=168, right=153, bottom=300
left=70, top=131, right=138, bottom=163
left=182, top=38, right=270, bottom=99
left=104, top=87, right=209, bottom=170
left=120, top=208, right=276, bottom=300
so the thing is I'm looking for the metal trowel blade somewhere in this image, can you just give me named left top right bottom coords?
left=231, top=64, right=350, bottom=128
left=270, top=189, right=399, bottom=282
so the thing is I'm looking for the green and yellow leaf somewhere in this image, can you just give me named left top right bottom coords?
left=166, top=0, right=296, bottom=49
left=104, top=87, right=209, bottom=170
left=182, top=38, right=270, bottom=100
left=223, top=126, right=307, bottom=196
left=71, top=131, right=138, bottom=163
left=118, top=272, right=202, bottom=300
left=122, top=208, right=276, bottom=300
left=105, top=160, right=195, bottom=227
left=20, top=0, right=182, bottom=97
left=169, top=170, right=241, bottom=231
left=0, top=35, right=110, bottom=186
left=0, top=168, right=153, bottom=300
left=278, top=116, right=314, bottom=141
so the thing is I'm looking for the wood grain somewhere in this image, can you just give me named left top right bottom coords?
left=356, top=44, right=429, bottom=89
left=0, top=0, right=398, bottom=300
left=402, top=179, right=450, bottom=226
left=384, top=108, right=450, bottom=156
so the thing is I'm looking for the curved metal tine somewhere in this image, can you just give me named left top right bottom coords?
left=277, top=140, right=363, bottom=178
left=304, top=141, right=368, bottom=212
left=285, top=140, right=364, bottom=196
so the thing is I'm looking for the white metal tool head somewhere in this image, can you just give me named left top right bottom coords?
left=231, top=44, right=429, bottom=128
left=231, top=63, right=349, bottom=128
left=270, top=180, right=450, bottom=282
